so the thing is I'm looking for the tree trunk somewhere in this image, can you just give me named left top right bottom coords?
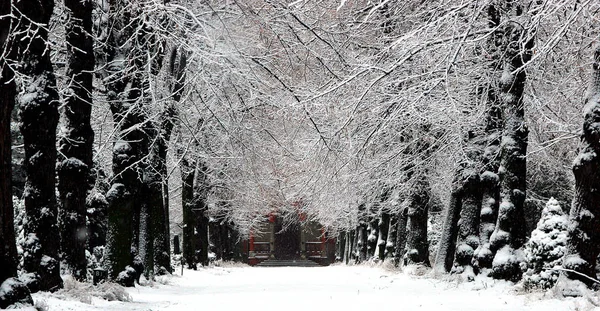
left=385, top=215, right=397, bottom=260
left=181, top=157, right=197, bottom=269
left=337, top=232, right=346, bottom=262
left=14, top=0, right=63, bottom=292
left=377, top=213, right=390, bottom=261
left=343, top=231, right=350, bottom=264
left=562, top=47, right=600, bottom=288
left=395, top=205, right=408, bottom=266
left=355, top=222, right=368, bottom=263
left=194, top=163, right=210, bottom=266
left=474, top=169, right=499, bottom=271
left=101, top=1, right=148, bottom=282
left=0, top=3, right=18, bottom=284
left=404, top=174, right=430, bottom=266
left=434, top=178, right=461, bottom=273
left=488, top=2, right=532, bottom=281
left=367, top=216, right=378, bottom=259
left=452, top=173, right=481, bottom=280
left=57, top=0, right=94, bottom=281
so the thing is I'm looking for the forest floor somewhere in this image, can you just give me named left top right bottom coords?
left=13, top=263, right=600, bottom=311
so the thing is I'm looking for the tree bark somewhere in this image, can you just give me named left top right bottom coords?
left=489, top=2, right=532, bottom=281
left=452, top=173, right=481, bottom=280
left=367, top=215, right=378, bottom=259
left=404, top=174, right=431, bottom=266
left=181, top=156, right=197, bottom=269
left=194, top=163, right=210, bottom=266
left=57, top=0, right=94, bottom=281
left=100, top=1, right=148, bottom=283
left=395, top=204, right=408, bottom=266
left=434, top=178, right=461, bottom=273
left=14, top=0, right=63, bottom=292
left=377, top=213, right=390, bottom=261
left=355, top=222, right=368, bottom=263
left=562, top=47, right=600, bottom=288
left=0, top=2, right=18, bottom=284
left=385, top=215, right=397, bottom=260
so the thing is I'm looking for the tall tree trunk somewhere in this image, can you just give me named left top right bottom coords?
left=434, top=177, right=461, bottom=273
left=404, top=174, right=431, bottom=266
left=337, top=232, right=346, bottom=262
left=101, top=1, right=148, bottom=282
left=181, top=156, right=197, bottom=269
left=562, top=47, right=600, bottom=289
left=0, top=2, right=18, bottom=284
left=472, top=0, right=503, bottom=274
left=452, top=172, right=481, bottom=280
left=57, top=0, right=94, bottom=281
left=489, top=1, right=533, bottom=281
left=395, top=204, right=408, bottom=266
left=377, top=213, right=390, bottom=261
left=367, top=215, right=378, bottom=259
left=385, top=215, right=397, bottom=260
left=149, top=46, right=187, bottom=273
left=194, top=163, right=210, bottom=266
left=355, top=222, right=368, bottom=263
left=14, top=0, right=63, bottom=292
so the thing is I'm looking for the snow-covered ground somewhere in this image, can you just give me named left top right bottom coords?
left=13, top=264, right=600, bottom=310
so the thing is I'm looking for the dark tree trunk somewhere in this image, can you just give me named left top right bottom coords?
left=395, top=205, right=408, bottom=266
left=452, top=173, right=481, bottom=279
left=100, top=1, right=148, bottom=282
left=105, top=184, right=134, bottom=280
left=377, top=213, right=390, bottom=261
left=173, top=235, right=181, bottom=255
left=337, top=232, right=346, bottom=262
left=434, top=178, right=461, bottom=273
left=57, top=0, right=94, bottom=281
left=194, top=163, right=210, bottom=266
left=472, top=4, right=503, bottom=273
left=355, top=222, right=368, bottom=263
left=367, top=216, right=378, bottom=259
left=181, top=157, right=197, bottom=269
left=14, top=0, right=63, bottom=292
left=0, top=2, right=18, bottom=284
left=385, top=215, right=397, bottom=260
left=344, top=230, right=353, bottom=264
left=562, top=47, right=600, bottom=288
left=474, top=168, right=500, bottom=271
left=404, top=174, right=431, bottom=266
left=489, top=2, right=532, bottom=281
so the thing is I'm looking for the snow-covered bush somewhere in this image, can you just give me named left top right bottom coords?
left=521, top=198, right=568, bottom=290
left=57, top=276, right=132, bottom=303
left=116, top=266, right=136, bottom=287
left=0, top=277, right=33, bottom=308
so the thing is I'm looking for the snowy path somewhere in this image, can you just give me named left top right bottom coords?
left=25, top=265, right=598, bottom=311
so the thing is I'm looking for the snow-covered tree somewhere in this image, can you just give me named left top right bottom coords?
left=522, top=198, right=568, bottom=290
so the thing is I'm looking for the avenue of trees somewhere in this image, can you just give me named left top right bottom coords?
left=0, top=0, right=599, bottom=306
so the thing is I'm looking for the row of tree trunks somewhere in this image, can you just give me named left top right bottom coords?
left=57, top=0, right=95, bottom=281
